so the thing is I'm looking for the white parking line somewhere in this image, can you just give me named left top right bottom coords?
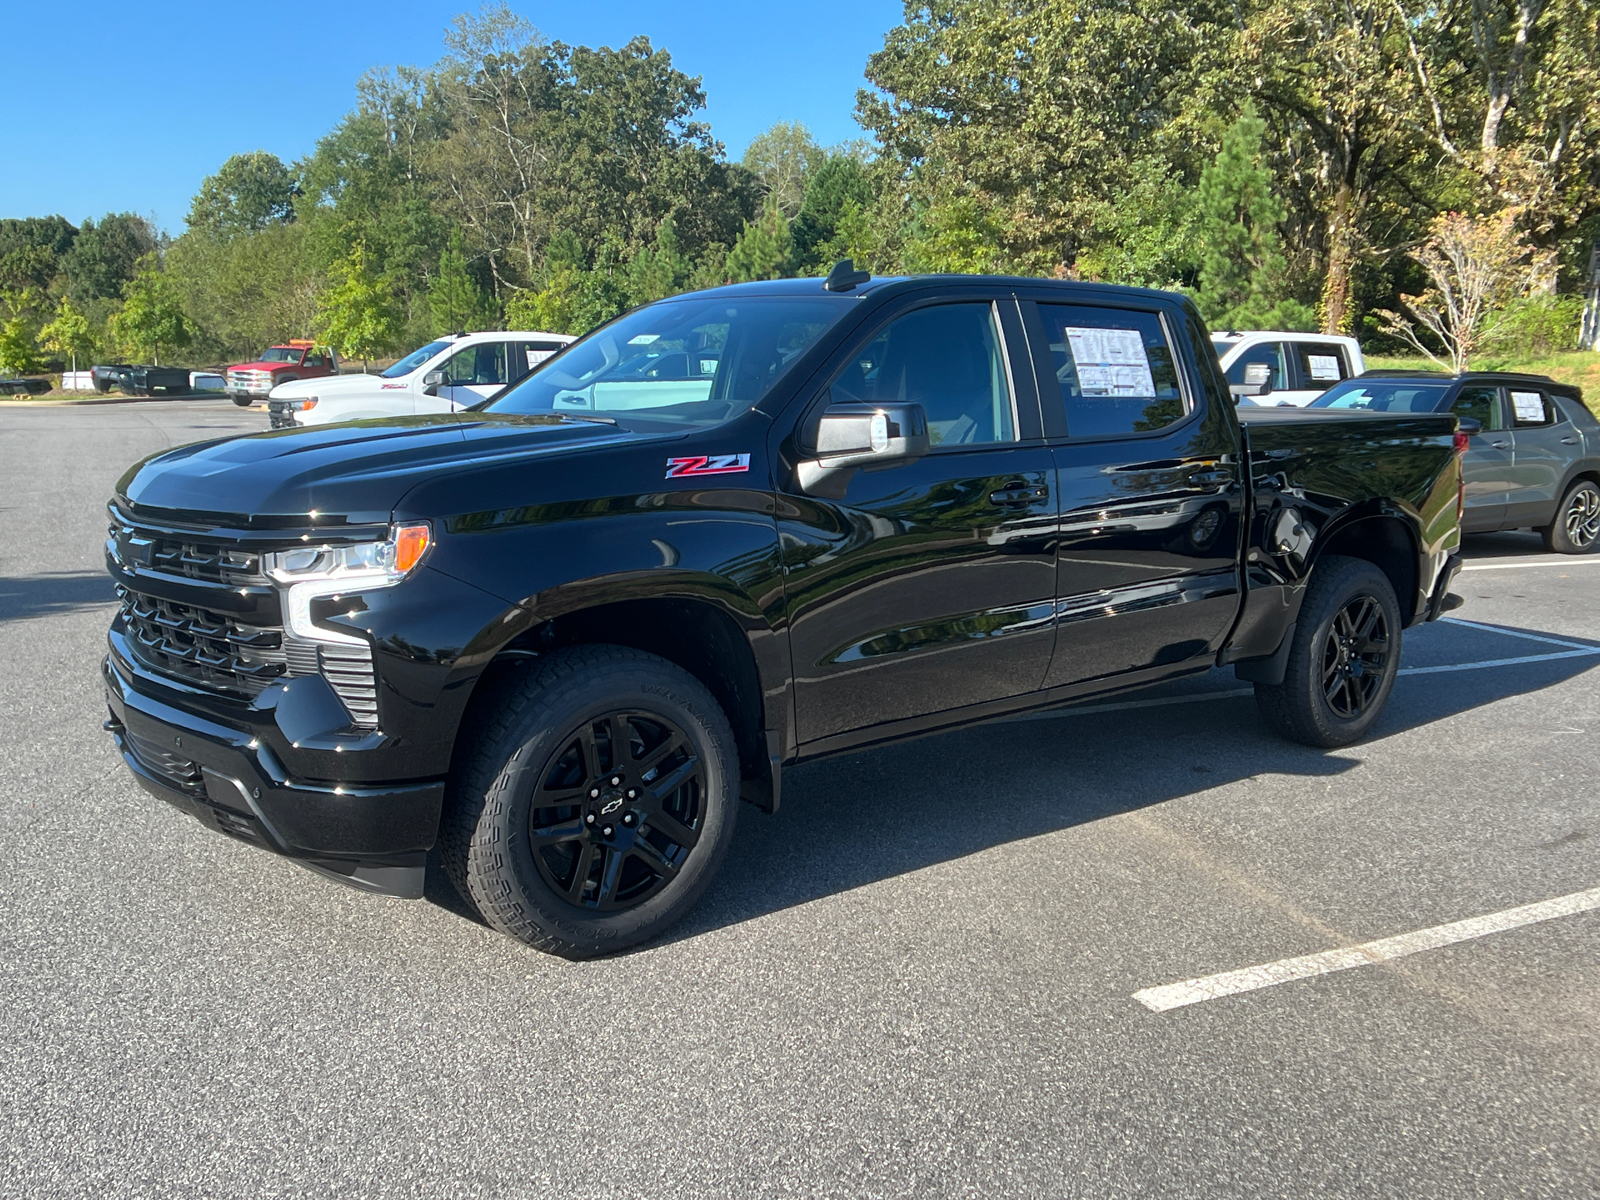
left=1460, top=559, right=1600, bottom=572
left=1443, top=617, right=1598, bottom=651
left=1133, top=886, right=1600, bottom=1012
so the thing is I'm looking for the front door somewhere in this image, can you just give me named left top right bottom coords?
left=436, top=340, right=510, bottom=411
left=1447, top=385, right=1511, bottom=531
left=779, top=296, right=1058, bottom=746
left=1022, top=296, right=1245, bottom=687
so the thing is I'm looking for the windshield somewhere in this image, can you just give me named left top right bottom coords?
left=381, top=339, right=454, bottom=379
left=259, top=347, right=304, bottom=364
left=1311, top=379, right=1452, bottom=413
left=484, top=296, right=854, bottom=430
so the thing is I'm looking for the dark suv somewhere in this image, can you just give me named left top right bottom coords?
left=1310, top=371, right=1600, bottom=552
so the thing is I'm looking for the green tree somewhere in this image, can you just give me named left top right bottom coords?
left=108, top=255, right=192, bottom=364
left=504, top=264, right=584, bottom=334
left=61, top=213, right=159, bottom=302
left=1074, top=166, right=1201, bottom=288
left=741, top=121, right=825, bottom=218
left=187, top=152, right=300, bottom=235
left=791, top=156, right=876, bottom=273
left=1195, top=108, right=1314, bottom=330
left=0, top=290, right=45, bottom=375
left=624, top=215, right=689, bottom=305
left=428, top=230, right=498, bottom=333
left=725, top=195, right=793, bottom=282
left=166, top=222, right=322, bottom=362
left=0, top=216, right=78, bottom=292
left=315, top=243, right=403, bottom=367
left=37, top=296, right=95, bottom=373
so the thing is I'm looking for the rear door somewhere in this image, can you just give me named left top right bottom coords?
left=1505, top=387, right=1574, bottom=525
left=778, top=291, right=1059, bottom=746
left=1444, top=385, right=1511, bottom=531
left=1022, top=294, right=1244, bottom=688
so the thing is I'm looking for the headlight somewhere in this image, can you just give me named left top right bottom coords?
left=264, top=523, right=431, bottom=644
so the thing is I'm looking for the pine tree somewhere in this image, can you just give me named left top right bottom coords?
left=1196, top=107, right=1314, bottom=331
left=724, top=196, right=793, bottom=283
left=428, top=231, right=497, bottom=334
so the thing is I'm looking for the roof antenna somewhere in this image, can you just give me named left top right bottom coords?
left=823, top=259, right=872, bottom=293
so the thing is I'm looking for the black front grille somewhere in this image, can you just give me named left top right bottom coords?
left=268, top=400, right=299, bottom=429
left=120, top=588, right=287, bottom=695
left=127, top=730, right=204, bottom=792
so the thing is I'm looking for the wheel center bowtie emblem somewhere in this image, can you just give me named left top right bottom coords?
left=600, top=797, right=624, bottom=815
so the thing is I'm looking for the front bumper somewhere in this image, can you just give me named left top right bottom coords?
left=103, top=645, right=442, bottom=898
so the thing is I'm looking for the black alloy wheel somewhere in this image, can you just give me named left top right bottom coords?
left=442, top=644, right=739, bottom=958
left=1254, top=554, right=1403, bottom=747
left=527, top=711, right=704, bottom=911
left=1319, top=595, right=1390, bottom=719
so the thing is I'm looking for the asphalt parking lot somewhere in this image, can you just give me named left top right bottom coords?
left=2, top=398, right=1596, bottom=1198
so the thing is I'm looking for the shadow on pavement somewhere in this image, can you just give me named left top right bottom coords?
left=0, top=572, right=117, bottom=623
left=417, top=622, right=1599, bottom=948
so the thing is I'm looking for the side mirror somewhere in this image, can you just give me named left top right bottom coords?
left=1228, top=362, right=1274, bottom=399
left=797, top=402, right=930, bottom=499
left=421, top=369, right=445, bottom=397
left=1456, top=417, right=1482, bottom=435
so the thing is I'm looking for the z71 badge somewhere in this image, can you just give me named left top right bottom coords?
left=665, top=454, right=751, bottom=479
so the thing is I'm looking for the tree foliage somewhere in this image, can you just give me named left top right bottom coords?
left=315, top=243, right=403, bottom=365
left=108, top=254, right=192, bottom=363
left=61, top=213, right=158, bottom=303
left=37, top=296, right=95, bottom=372
left=187, top=152, right=299, bottom=235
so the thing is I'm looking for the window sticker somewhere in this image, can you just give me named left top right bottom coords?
left=1510, top=391, right=1545, bottom=422
left=1307, top=354, right=1342, bottom=381
left=628, top=333, right=661, bottom=345
left=1063, top=327, right=1156, bottom=397
left=526, top=348, right=557, bottom=369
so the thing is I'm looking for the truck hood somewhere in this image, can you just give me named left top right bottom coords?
left=271, top=372, right=387, bottom=399
left=229, top=359, right=300, bottom=373
left=116, top=412, right=652, bottom=526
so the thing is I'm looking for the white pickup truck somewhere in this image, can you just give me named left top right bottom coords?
left=267, top=330, right=574, bottom=428
left=1212, top=330, right=1366, bottom=406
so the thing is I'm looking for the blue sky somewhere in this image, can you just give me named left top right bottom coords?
left=3, top=0, right=900, bottom=235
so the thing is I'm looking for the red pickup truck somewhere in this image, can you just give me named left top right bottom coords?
left=225, top=341, right=339, bottom=406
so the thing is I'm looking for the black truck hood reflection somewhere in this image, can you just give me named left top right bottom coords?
left=116, top=412, right=652, bottom=525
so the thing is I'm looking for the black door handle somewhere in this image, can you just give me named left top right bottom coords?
left=989, top=483, right=1049, bottom=507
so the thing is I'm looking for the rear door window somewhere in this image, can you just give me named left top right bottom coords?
left=1291, top=342, right=1350, bottom=391
left=443, top=342, right=508, bottom=387
left=1508, top=388, right=1557, bottom=428
left=1037, top=304, right=1186, bottom=438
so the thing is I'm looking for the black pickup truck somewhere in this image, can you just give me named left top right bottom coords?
left=92, top=363, right=191, bottom=396
left=102, top=269, right=1464, bottom=957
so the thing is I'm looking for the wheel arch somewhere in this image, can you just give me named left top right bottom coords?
left=1310, top=507, right=1422, bottom=625
left=461, top=582, right=783, bottom=807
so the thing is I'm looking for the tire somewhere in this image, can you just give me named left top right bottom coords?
left=231, top=395, right=253, bottom=407
left=440, top=645, right=740, bottom=958
left=1540, top=479, right=1600, bottom=554
left=1254, top=555, right=1402, bottom=748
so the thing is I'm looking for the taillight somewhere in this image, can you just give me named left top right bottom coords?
left=1454, top=430, right=1470, bottom=454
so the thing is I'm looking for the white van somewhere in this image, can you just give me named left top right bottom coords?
left=1212, top=330, right=1365, bottom=406
left=268, top=330, right=574, bottom=428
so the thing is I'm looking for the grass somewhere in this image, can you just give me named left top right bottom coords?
left=1364, top=349, right=1600, bottom=417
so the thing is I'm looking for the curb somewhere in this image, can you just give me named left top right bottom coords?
left=0, top=392, right=242, bottom=409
